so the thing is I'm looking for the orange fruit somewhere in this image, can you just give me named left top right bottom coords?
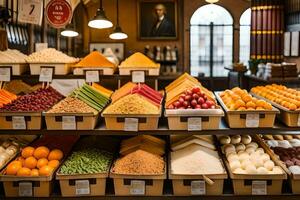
left=256, top=106, right=265, bottom=110
left=241, top=94, right=252, bottom=102
left=21, top=146, right=35, bottom=158
left=256, top=100, right=265, bottom=108
left=17, top=167, right=31, bottom=176
left=37, top=158, right=48, bottom=169
left=246, top=101, right=256, bottom=108
left=234, top=99, right=246, bottom=110
left=6, top=163, right=22, bottom=175
left=288, top=103, right=297, bottom=111
left=16, top=157, right=25, bottom=166
left=247, top=107, right=255, bottom=110
left=237, top=106, right=246, bottom=111
left=39, top=165, right=54, bottom=176
left=33, top=146, right=50, bottom=159
left=31, top=169, right=39, bottom=176
left=8, top=160, right=22, bottom=168
left=263, top=103, right=273, bottom=110
left=24, top=156, right=37, bottom=169
left=48, top=149, right=63, bottom=161
left=48, top=160, right=59, bottom=169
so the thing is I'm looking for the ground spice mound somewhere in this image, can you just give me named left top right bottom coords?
left=75, top=51, right=115, bottom=67
left=113, top=150, right=164, bottom=175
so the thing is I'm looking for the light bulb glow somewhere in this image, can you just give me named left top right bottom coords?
left=205, top=0, right=219, bottom=3
left=88, top=19, right=113, bottom=29
left=109, top=32, right=128, bottom=40
left=61, top=30, right=79, bottom=37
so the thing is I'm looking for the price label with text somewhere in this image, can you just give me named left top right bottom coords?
left=246, top=113, right=259, bottom=128
left=75, top=180, right=90, bottom=195
left=0, top=67, right=11, bottom=82
left=252, top=181, right=267, bottom=195
left=298, top=114, right=300, bottom=126
left=130, top=180, right=145, bottom=195
left=191, top=180, right=206, bottom=195
left=85, top=70, right=100, bottom=83
left=188, top=118, right=202, bottom=131
left=39, top=67, right=53, bottom=82
left=132, top=71, right=145, bottom=83
left=124, top=118, right=138, bottom=132
left=19, top=182, right=33, bottom=197
left=35, top=43, right=48, bottom=52
left=18, top=0, right=43, bottom=25
left=12, top=116, right=26, bottom=130
left=62, top=116, right=76, bottom=130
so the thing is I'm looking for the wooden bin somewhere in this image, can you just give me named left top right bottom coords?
left=29, top=63, right=72, bottom=75
left=102, top=113, right=160, bottom=131
left=215, top=92, right=279, bottom=128
left=110, top=171, right=166, bottom=196
left=165, top=108, right=224, bottom=130
left=119, top=67, right=160, bottom=76
left=56, top=172, right=108, bottom=197
left=0, top=112, right=42, bottom=130
left=0, top=63, right=28, bottom=75
left=44, top=113, right=99, bottom=130
left=0, top=173, right=54, bottom=197
left=72, top=67, right=115, bottom=75
left=252, top=93, right=300, bottom=127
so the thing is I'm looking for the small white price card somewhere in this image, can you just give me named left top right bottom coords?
left=252, top=181, right=267, bottom=195
left=18, top=0, right=43, bottom=25
left=132, top=71, right=145, bottom=83
left=130, top=180, right=145, bottom=195
left=12, top=116, right=26, bottom=130
left=75, top=180, right=90, bottom=195
left=62, top=116, right=76, bottom=130
left=39, top=67, right=53, bottom=83
left=246, top=114, right=259, bottom=128
left=19, top=182, right=33, bottom=197
left=298, top=114, right=300, bottom=126
left=124, top=118, right=138, bottom=132
left=0, top=68, right=11, bottom=82
left=35, top=43, right=48, bottom=52
left=191, top=180, right=206, bottom=195
left=188, top=118, right=202, bottom=131
left=85, top=70, right=100, bottom=83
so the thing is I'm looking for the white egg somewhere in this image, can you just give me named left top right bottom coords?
left=230, top=160, right=241, bottom=171
left=264, top=160, right=275, bottom=171
left=257, top=167, right=269, bottom=174
left=261, top=153, right=270, bottom=163
left=245, top=165, right=257, bottom=174
left=239, top=153, right=250, bottom=162
left=233, top=168, right=246, bottom=174
left=241, top=160, right=252, bottom=170
left=227, top=154, right=239, bottom=163
left=253, top=158, right=264, bottom=168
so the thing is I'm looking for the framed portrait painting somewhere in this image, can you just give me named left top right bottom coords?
left=138, top=0, right=178, bottom=40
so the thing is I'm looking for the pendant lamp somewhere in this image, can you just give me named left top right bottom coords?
left=109, top=0, right=128, bottom=40
left=88, top=0, right=113, bottom=29
left=205, top=0, right=219, bottom=3
left=61, top=23, right=79, bottom=37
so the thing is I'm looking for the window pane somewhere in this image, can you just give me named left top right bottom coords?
left=239, top=9, right=251, bottom=65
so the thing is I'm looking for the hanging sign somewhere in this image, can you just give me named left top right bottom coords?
left=46, top=0, right=73, bottom=28
left=18, top=0, right=43, bottom=25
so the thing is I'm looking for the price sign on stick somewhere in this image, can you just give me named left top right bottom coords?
left=85, top=70, right=100, bottom=83
left=75, top=180, right=90, bottom=195
left=130, top=180, right=145, bottom=195
left=18, top=0, right=43, bottom=25
left=0, top=67, right=11, bottom=82
left=19, top=182, right=33, bottom=197
left=132, top=71, right=145, bottom=83
left=191, top=180, right=206, bottom=195
left=252, top=181, right=267, bottom=195
left=39, top=67, right=54, bottom=83
left=188, top=118, right=202, bottom=131
left=124, top=118, right=138, bottom=132
left=12, top=116, right=26, bottom=130
left=246, top=113, right=259, bottom=128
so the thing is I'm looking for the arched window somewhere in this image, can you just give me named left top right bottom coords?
left=239, top=8, right=251, bottom=65
left=190, top=4, right=233, bottom=77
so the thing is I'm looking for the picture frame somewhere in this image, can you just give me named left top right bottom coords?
left=137, top=0, right=178, bottom=40
left=291, top=32, right=299, bottom=57
left=284, top=32, right=291, bottom=57
left=89, top=42, right=125, bottom=61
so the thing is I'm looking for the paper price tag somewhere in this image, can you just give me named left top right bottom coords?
left=132, top=71, right=145, bottom=83
left=191, top=180, right=206, bottom=195
left=62, top=116, right=76, bottom=130
left=246, top=113, right=259, bottom=128
left=19, top=182, right=33, bottom=197
left=39, top=67, right=53, bottom=82
left=130, top=180, right=145, bottom=195
left=18, top=0, right=43, bottom=25
left=0, top=67, right=11, bottom=82
left=12, top=116, right=26, bottom=130
left=252, top=181, right=267, bottom=195
left=188, top=118, right=202, bottom=131
left=298, top=114, right=300, bottom=126
left=124, top=118, right=138, bottom=132
left=85, top=70, right=100, bottom=83
left=35, top=43, right=48, bottom=52
left=75, top=180, right=90, bottom=195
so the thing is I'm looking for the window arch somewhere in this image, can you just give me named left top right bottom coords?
left=190, top=4, right=233, bottom=77
left=239, top=8, right=251, bottom=65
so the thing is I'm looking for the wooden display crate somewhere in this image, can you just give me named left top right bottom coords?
left=0, top=63, right=28, bottom=75
left=252, top=93, right=300, bottom=127
left=72, top=67, right=115, bottom=75
left=0, top=112, right=42, bottom=130
left=110, top=170, right=166, bottom=196
left=165, top=108, right=224, bottom=130
left=215, top=92, right=279, bottom=128
left=56, top=172, right=108, bottom=197
left=29, top=63, right=72, bottom=75
left=119, top=68, right=160, bottom=76
left=102, top=113, right=160, bottom=131
left=44, top=113, right=99, bottom=130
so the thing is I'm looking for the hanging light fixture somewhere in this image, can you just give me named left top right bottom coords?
left=88, top=0, right=113, bottom=29
left=109, top=0, right=128, bottom=40
left=61, top=23, right=79, bottom=37
left=205, top=0, right=219, bottom=3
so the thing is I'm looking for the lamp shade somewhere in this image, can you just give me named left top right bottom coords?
left=88, top=8, right=113, bottom=29
left=61, top=28, right=79, bottom=37
left=205, top=0, right=219, bottom=3
left=109, top=26, right=128, bottom=40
